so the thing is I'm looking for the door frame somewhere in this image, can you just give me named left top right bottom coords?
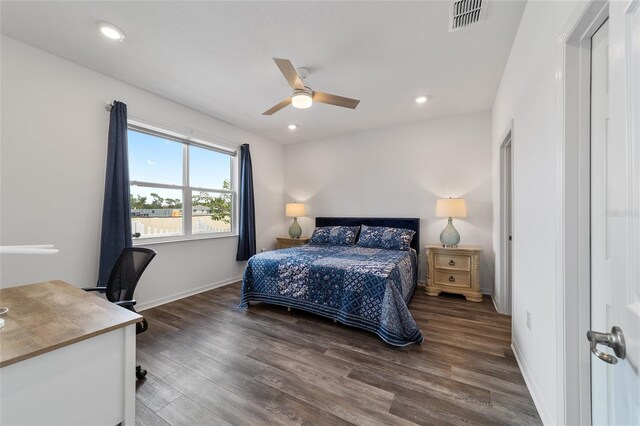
left=498, top=124, right=513, bottom=315
left=556, top=1, right=609, bottom=424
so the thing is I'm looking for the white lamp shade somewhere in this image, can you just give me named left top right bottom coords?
left=285, top=203, right=306, bottom=217
left=435, top=198, right=467, bottom=218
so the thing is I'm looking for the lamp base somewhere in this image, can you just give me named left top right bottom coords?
left=440, top=217, right=460, bottom=248
left=288, top=217, right=302, bottom=238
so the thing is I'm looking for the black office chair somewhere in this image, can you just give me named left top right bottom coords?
left=85, top=247, right=156, bottom=380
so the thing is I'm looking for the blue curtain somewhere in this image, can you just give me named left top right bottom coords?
left=98, top=101, right=132, bottom=286
left=236, top=144, right=256, bottom=261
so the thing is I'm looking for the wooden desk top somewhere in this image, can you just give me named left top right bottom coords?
left=0, top=280, right=142, bottom=368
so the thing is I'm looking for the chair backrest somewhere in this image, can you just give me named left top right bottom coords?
left=105, top=247, right=156, bottom=303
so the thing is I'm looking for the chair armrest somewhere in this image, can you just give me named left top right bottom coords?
left=82, top=287, right=107, bottom=292
left=115, top=300, right=136, bottom=309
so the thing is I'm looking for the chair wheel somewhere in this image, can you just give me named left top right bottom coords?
left=136, top=366, right=147, bottom=380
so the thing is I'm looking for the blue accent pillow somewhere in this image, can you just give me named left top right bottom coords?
left=356, top=225, right=416, bottom=251
left=308, top=226, right=360, bottom=246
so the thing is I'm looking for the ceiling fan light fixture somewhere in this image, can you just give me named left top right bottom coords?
left=291, top=89, right=313, bottom=109
left=263, top=58, right=360, bottom=115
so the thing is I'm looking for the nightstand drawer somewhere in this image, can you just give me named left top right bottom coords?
left=434, top=270, right=471, bottom=288
left=276, top=236, right=309, bottom=249
left=434, top=254, right=471, bottom=271
left=278, top=241, right=303, bottom=249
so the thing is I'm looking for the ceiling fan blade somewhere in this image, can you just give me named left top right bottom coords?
left=262, top=97, right=292, bottom=115
left=273, top=58, right=304, bottom=90
left=313, top=92, right=360, bottom=109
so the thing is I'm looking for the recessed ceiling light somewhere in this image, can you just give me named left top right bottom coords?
left=288, top=124, right=297, bottom=130
left=98, top=22, right=125, bottom=41
left=415, top=95, right=428, bottom=104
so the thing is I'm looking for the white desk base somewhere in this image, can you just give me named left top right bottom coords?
left=1, top=325, right=136, bottom=425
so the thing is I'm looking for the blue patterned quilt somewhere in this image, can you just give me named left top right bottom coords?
left=239, top=245, right=423, bottom=346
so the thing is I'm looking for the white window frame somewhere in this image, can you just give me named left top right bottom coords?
left=128, top=122, right=238, bottom=245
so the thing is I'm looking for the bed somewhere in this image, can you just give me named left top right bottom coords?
left=239, top=217, right=423, bottom=346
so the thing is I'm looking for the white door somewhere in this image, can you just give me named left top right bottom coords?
left=500, top=136, right=513, bottom=315
left=505, top=140, right=513, bottom=315
left=590, top=18, right=611, bottom=425
left=589, top=2, right=640, bottom=425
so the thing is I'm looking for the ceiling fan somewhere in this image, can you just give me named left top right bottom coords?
left=262, top=58, right=360, bottom=115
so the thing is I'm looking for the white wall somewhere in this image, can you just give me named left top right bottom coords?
left=491, top=1, right=581, bottom=424
left=284, top=111, right=494, bottom=293
left=0, top=36, right=285, bottom=307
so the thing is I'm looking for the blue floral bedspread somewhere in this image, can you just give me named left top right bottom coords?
left=239, top=245, right=423, bottom=346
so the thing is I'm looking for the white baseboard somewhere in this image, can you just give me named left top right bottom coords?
left=136, top=275, right=242, bottom=312
left=491, top=292, right=500, bottom=313
left=511, top=339, right=553, bottom=425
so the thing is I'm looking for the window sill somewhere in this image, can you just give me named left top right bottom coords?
left=132, top=232, right=238, bottom=246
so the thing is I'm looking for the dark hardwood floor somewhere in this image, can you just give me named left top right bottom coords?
left=135, top=282, right=541, bottom=425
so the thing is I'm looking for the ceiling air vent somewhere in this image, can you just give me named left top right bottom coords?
left=449, top=0, right=487, bottom=31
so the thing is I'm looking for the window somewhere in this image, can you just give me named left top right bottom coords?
left=128, top=124, right=236, bottom=242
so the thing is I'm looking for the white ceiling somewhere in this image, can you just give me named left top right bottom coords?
left=0, top=1, right=525, bottom=144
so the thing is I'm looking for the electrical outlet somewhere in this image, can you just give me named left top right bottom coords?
left=526, top=311, right=532, bottom=330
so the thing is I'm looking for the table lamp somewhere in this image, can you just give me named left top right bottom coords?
left=285, top=202, right=306, bottom=238
left=436, top=198, right=467, bottom=247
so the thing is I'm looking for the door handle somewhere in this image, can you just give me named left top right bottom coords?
left=586, top=326, right=626, bottom=364
left=449, top=259, right=456, bottom=266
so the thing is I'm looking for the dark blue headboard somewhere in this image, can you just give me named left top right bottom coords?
left=315, top=217, right=421, bottom=254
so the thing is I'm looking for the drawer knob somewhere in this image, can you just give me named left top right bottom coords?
left=448, top=259, right=455, bottom=266
left=449, top=276, right=455, bottom=282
